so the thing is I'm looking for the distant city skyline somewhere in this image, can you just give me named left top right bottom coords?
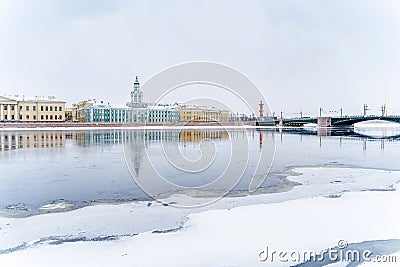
left=1, top=0, right=400, bottom=117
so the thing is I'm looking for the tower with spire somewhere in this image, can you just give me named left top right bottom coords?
left=129, top=76, right=146, bottom=108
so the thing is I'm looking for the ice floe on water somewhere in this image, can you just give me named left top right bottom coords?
left=0, top=200, right=76, bottom=218
left=39, top=200, right=75, bottom=212
left=39, top=201, right=75, bottom=212
left=1, top=166, right=400, bottom=266
left=287, top=167, right=400, bottom=198
left=0, top=204, right=31, bottom=218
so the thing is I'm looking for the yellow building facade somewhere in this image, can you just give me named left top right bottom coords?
left=65, top=104, right=78, bottom=122
left=0, top=96, right=18, bottom=121
left=180, top=107, right=204, bottom=122
left=76, top=100, right=94, bottom=122
left=0, top=96, right=66, bottom=122
left=179, top=106, right=230, bottom=122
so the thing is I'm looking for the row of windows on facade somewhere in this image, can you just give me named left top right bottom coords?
left=91, top=113, right=178, bottom=118
left=84, top=116, right=178, bottom=123
left=88, top=110, right=179, bottom=117
left=87, top=109, right=129, bottom=115
left=2, top=115, right=63, bottom=120
left=2, top=105, right=63, bottom=111
left=89, top=114, right=178, bottom=119
left=183, top=115, right=222, bottom=120
left=86, top=109, right=178, bottom=115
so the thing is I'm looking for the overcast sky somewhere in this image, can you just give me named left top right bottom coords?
left=1, top=0, right=400, bottom=117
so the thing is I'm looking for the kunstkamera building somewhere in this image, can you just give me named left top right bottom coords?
left=76, top=76, right=229, bottom=124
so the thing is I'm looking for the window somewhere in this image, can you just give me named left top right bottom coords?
left=50, top=106, right=52, bottom=111
left=41, top=115, right=44, bottom=120
left=46, top=115, right=48, bottom=120
left=33, top=115, right=36, bottom=120
left=33, top=106, right=36, bottom=111
left=50, top=115, right=53, bottom=120
left=59, top=107, right=62, bottom=111
left=55, top=106, right=57, bottom=111
left=11, top=115, right=14, bottom=120
left=45, top=106, right=48, bottom=111
left=4, top=106, right=7, bottom=110
left=41, top=106, right=44, bottom=111
left=11, top=106, right=14, bottom=111
left=20, top=106, right=23, bottom=110
left=19, top=115, right=22, bottom=120
left=26, top=106, right=29, bottom=111
left=26, top=115, right=29, bottom=120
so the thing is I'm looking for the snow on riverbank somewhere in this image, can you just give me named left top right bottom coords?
left=1, top=167, right=400, bottom=266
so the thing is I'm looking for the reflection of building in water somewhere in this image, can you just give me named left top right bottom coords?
left=64, top=130, right=231, bottom=177
left=126, top=131, right=145, bottom=177
left=68, top=130, right=182, bottom=147
left=179, top=130, right=229, bottom=142
left=66, top=130, right=230, bottom=147
left=0, top=132, right=66, bottom=151
left=317, top=128, right=331, bottom=136
left=70, top=131, right=131, bottom=146
left=145, top=130, right=180, bottom=142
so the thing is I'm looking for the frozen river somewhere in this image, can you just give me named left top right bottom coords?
left=1, top=126, right=400, bottom=216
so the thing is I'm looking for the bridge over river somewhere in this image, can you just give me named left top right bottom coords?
left=256, top=116, right=400, bottom=127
